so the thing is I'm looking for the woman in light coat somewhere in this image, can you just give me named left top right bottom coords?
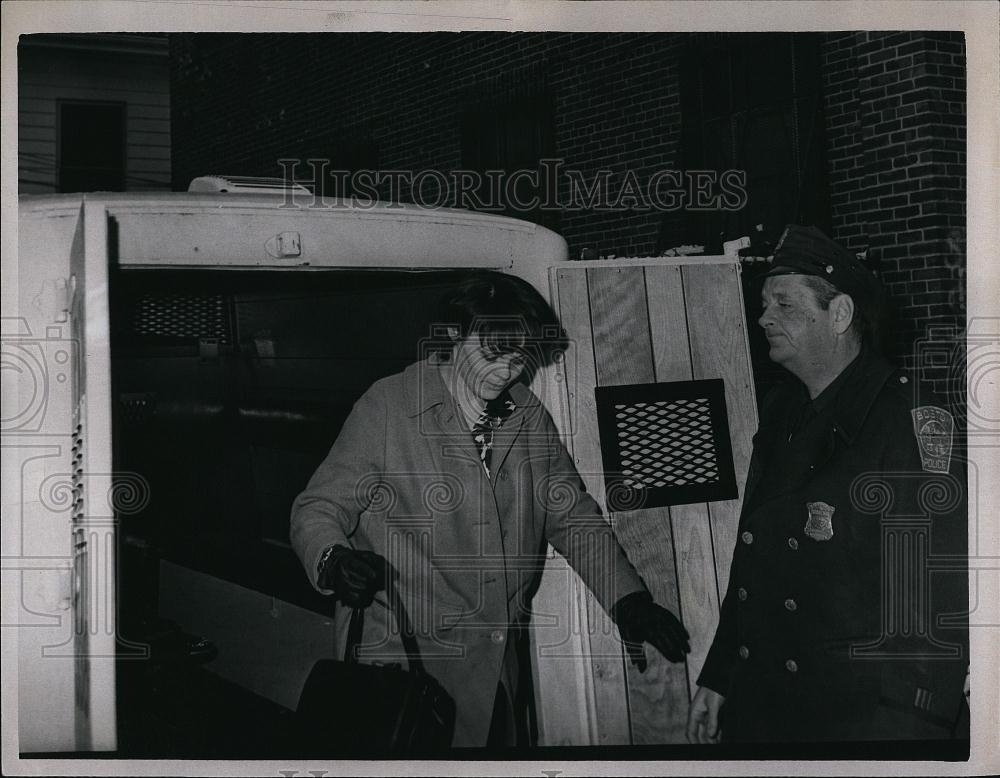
left=291, top=272, right=689, bottom=749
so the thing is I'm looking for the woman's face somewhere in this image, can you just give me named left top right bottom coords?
left=451, top=335, right=528, bottom=403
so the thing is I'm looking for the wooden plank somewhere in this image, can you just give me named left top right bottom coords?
left=17, top=114, right=56, bottom=127
left=529, top=269, right=596, bottom=747
left=553, top=267, right=631, bottom=746
left=18, top=97, right=170, bottom=121
left=529, top=555, right=597, bottom=746
left=556, top=268, right=606, bottom=508
left=588, top=265, right=688, bottom=744
left=645, top=264, right=693, bottom=381
left=587, top=266, right=655, bottom=386
left=611, top=505, right=688, bottom=744
left=683, top=263, right=758, bottom=597
left=645, top=264, right=721, bottom=703
left=17, top=83, right=171, bottom=104
left=668, top=502, right=719, bottom=699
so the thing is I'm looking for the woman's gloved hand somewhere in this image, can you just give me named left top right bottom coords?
left=318, top=544, right=392, bottom=608
left=611, top=590, right=691, bottom=670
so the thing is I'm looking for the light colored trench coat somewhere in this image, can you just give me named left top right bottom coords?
left=290, top=358, right=646, bottom=747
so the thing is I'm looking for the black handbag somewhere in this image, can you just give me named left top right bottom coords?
left=296, top=586, right=456, bottom=757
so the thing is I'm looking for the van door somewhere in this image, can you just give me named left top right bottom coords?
left=9, top=198, right=119, bottom=752
left=65, top=200, right=119, bottom=751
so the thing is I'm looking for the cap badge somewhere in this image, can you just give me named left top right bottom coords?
left=804, top=501, right=835, bottom=541
left=825, top=265, right=834, bottom=274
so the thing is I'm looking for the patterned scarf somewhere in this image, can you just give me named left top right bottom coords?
left=470, top=391, right=517, bottom=477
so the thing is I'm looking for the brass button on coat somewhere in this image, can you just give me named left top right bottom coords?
left=785, top=659, right=798, bottom=673
left=784, top=598, right=798, bottom=612
left=490, top=630, right=505, bottom=644
left=741, top=531, right=754, bottom=545
left=737, top=587, right=748, bottom=601
left=738, top=645, right=750, bottom=660
left=787, top=537, right=799, bottom=550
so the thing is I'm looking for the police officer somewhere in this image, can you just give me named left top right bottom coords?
left=686, top=225, right=968, bottom=744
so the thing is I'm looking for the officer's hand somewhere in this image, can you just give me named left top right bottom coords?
left=686, top=685, right=724, bottom=744
left=610, top=591, right=691, bottom=670
left=319, top=545, right=392, bottom=608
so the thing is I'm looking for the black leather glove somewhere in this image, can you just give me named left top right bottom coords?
left=318, top=544, right=392, bottom=608
left=611, top=590, right=690, bottom=670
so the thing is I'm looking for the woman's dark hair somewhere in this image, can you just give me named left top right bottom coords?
left=438, top=272, right=569, bottom=367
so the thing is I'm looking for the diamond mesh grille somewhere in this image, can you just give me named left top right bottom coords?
left=132, top=294, right=230, bottom=343
left=595, top=378, right=737, bottom=510
left=614, top=398, right=719, bottom=489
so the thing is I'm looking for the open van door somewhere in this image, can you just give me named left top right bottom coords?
left=65, top=201, right=119, bottom=752
left=7, top=197, right=118, bottom=752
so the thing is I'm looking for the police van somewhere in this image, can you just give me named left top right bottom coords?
left=7, top=182, right=757, bottom=754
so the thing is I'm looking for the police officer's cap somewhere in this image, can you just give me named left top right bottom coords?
left=764, top=224, right=882, bottom=306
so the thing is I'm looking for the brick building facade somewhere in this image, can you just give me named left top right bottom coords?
left=168, top=31, right=966, bottom=402
left=820, top=31, right=966, bottom=404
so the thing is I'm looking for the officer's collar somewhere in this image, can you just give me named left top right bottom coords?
left=826, top=347, right=896, bottom=444
left=402, top=356, right=540, bottom=418
left=809, top=351, right=863, bottom=418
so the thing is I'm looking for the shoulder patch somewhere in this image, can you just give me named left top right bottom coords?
left=911, top=406, right=954, bottom=473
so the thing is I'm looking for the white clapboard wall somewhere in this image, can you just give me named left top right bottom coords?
left=18, top=35, right=171, bottom=194
left=533, top=257, right=758, bottom=746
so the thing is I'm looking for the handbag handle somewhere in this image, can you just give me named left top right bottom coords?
left=343, top=580, right=426, bottom=674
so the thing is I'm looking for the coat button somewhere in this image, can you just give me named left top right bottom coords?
left=785, top=659, right=798, bottom=673
left=499, top=471, right=508, bottom=481
left=741, top=531, right=754, bottom=545
left=490, top=630, right=505, bottom=644
left=738, top=645, right=750, bottom=660
left=737, top=587, right=748, bottom=601
left=784, top=598, right=798, bottom=612
left=787, top=537, right=799, bottom=550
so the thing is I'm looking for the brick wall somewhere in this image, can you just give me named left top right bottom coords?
left=170, top=31, right=966, bottom=400
left=170, top=32, right=685, bottom=260
left=821, top=31, right=966, bottom=402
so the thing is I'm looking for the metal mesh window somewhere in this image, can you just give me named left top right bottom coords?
left=596, top=379, right=737, bottom=511
left=131, top=294, right=231, bottom=344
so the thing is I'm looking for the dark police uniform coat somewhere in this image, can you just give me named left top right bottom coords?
left=290, top=358, right=646, bottom=747
left=697, top=349, right=968, bottom=743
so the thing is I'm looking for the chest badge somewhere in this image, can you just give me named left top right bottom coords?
left=804, top=501, right=836, bottom=541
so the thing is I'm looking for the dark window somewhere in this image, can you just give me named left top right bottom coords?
left=679, top=34, right=831, bottom=402
left=460, top=79, right=557, bottom=229
left=58, top=101, right=126, bottom=193
left=679, top=33, right=830, bottom=251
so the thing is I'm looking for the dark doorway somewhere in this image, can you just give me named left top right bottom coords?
left=58, top=101, right=126, bottom=192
